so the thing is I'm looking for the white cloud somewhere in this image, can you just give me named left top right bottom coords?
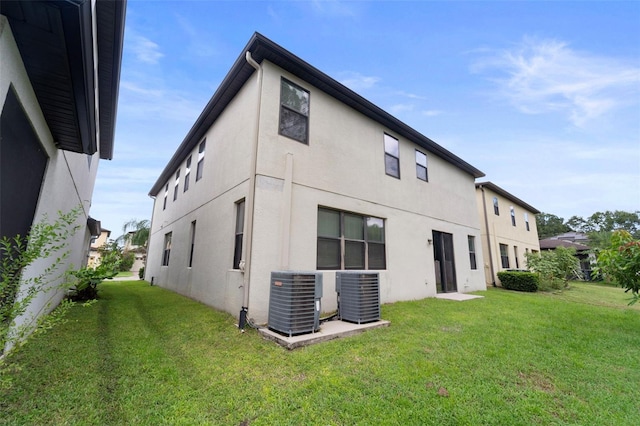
left=130, top=34, right=164, bottom=64
left=389, top=103, right=414, bottom=115
left=310, top=0, right=359, bottom=17
left=338, top=72, right=380, bottom=91
left=422, top=110, right=443, bottom=117
left=472, top=37, right=640, bottom=127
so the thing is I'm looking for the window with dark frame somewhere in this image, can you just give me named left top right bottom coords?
left=188, top=221, right=196, bottom=267
left=468, top=235, right=477, bottom=270
left=279, top=78, right=309, bottom=144
left=162, top=232, right=172, bottom=266
left=173, top=170, right=180, bottom=201
left=493, top=197, right=499, bottom=215
left=510, top=206, right=516, bottom=226
left=317, top=207, right=386, bottom=270
left=499, top=243, right=509, bottom=269
left=233, top=200, right=245, bottom=269
left=184, top=155, right=191, bottom=192
left=384, top=134, right=400, bottom=178
left=525, top=212, right=530, bottom=231
left=196, top=140, right=206, bottom=181
left=415, top=150, right=428, bottom=181
left=514, top=246, right=520, bottom=269
left=163, top=183, right=168, bottom=210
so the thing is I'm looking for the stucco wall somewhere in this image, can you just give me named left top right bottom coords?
left=146, top=58, right=487, bottom=325
left=476, top=186, right=540, bottom=286
left=1, top=17, right=99, bottom=342
left=145, top=65, right=257, bottom=312
left=243, top=62, right=485, bottom=322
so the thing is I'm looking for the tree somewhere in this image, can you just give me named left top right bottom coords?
left=525, top=247, right=582, bottom=291
left=118, top=219, right=150, bottom=248
left=594, top=230, right=640, bottom=305
left=567, top=211, right=640, bottom=238
left=536, top=213, right=571, bottom=239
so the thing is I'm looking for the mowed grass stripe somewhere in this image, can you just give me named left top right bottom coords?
left=1, top=280, right=639, bottom=425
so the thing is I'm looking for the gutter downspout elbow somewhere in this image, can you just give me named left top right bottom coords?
left=239, top=51, right=262, bottom=330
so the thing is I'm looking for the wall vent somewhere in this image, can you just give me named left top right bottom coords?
left=336, top=271, right=380, bottom=324
left=268, top=271, right=323, bottom=337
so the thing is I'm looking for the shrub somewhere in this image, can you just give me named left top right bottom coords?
left=119, top=251, right=135, bottom=272
left=1, top=208, right=81, bottom=355
left=525, top=247, right=582, bottom=290
left=497, top=271, right=539, bottom=292
left=594, top=230, right=640, bottom=305
left=138, top=267, right=145, bottom=280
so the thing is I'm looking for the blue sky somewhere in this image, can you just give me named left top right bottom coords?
left=91, top=0, right=640, bottom=237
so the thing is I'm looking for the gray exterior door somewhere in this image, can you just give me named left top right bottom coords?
left=433, top=230, right=457, bottom=293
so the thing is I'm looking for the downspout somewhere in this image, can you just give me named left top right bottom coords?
left=480, top=185, right=497, bottom=287
left=239, top=51, right=262, bottom=330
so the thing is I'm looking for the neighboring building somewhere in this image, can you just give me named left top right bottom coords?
left=123, top=231, right=146, bottom=273
left=146, top=33, right=487, bottom=325
left=476, top=182, right=541, bottom=286
left=1, top=1, right=126, bottom=349
left=539, top=233, right=593, bottom=279
left=88, top=228, right=112, bottom=268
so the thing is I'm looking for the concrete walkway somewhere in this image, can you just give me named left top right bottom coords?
left=435, top=292, right=484, bottom=301
left=258, top=319, right=390, bottom=350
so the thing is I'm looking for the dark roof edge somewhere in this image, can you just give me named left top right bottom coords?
left=97, top=0, right=127, bottom=160
left=476, top=181, right=540, bottom=214
left=149, top=32, right=485, bottom=196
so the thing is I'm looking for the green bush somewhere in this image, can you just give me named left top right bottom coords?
left=138, top=267, right=145, bottom=280
left=119, top=252, right=135, bottom=272
left=497, top=271, right=539, bottom=292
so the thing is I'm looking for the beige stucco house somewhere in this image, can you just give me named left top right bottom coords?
left=475, top=182, right=541, bottom=286
left=1, top=0, right=126, bottom=351
left=146, top=33, right=487, bottom=325
left=88, top=228, right=112, bottom=268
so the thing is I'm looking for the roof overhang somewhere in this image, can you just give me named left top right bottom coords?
left=1, top=0, right=126, bottom=160
left=476, top=181, right=540, bottom=214
left=149, top=32, right=484, bottom=196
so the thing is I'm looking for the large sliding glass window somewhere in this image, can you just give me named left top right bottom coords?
left=317, top=208, right=386, bottom=270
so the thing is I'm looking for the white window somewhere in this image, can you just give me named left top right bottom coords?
left=196, top=140, right=206, bottom=181
left=384, top=134, right=400, bottom=178
left=184, top=155, right=191, bottom=192
left=173, top=170, right=180, bottom=201
left=415, top=150, right=428, bottom=181
left=279, top=79, right=309, bottom=144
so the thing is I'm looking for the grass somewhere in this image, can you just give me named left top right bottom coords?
left=1, top=281, right=639, bottom=425
left=115, top=271, right=134, bottom=278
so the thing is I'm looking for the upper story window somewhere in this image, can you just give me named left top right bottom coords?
left=196, top=140, right=206, bottom=181
left=173, top=170, right=180, bottom=201
left=317, top=207, right=386, bottom=270
left=524, top=213, right=530, bottom=231
left=384, top=134, right=400, bottom=178
left=184, top=155, right=192, bottom=192
left=415, top=150, right=428, bottom=181
left=510, top=206, right=516, bottom=226
left=163, top=183, right=169, bottom=210
left=279, top=78, right=309, bottom=144
left=493, top=197, right=499, bottom=215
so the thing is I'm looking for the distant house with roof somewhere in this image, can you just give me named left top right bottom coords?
left=475, top=182, right=541, bottom=286
left=145, top=33, right=488, bottom=326
left=539, top=232, right=593, bottom=279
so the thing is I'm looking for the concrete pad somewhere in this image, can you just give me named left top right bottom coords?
left=258, top=319, right=390, bottom=350
left=435, top=293, right=484, bottom=301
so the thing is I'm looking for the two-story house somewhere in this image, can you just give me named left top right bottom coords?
left=475, top=182, right=541, bottom=286
left=1, top=0, right=126, bottom=350
left=145, top=33, right=487, bottom=325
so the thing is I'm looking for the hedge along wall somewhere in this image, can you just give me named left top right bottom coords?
left=497, top=271, right=540, bottom=292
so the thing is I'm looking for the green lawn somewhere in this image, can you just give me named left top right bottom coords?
left=1, top=281, right=639, bottom=425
